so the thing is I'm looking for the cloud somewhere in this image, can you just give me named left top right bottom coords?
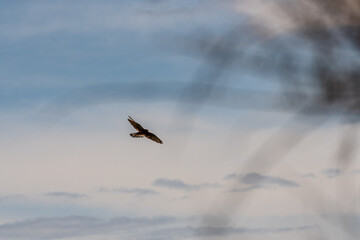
left=171, top=195, right=190, bottom=201
left=230, top=185, right=266, bottom=192
left=154, top=225, right=315, bottom=238
left=0, top=195, right=26, bottom=203
left=45, top=192, right=88, bottom=199
left=0, top=215, right=315, bottom=239
left=223, top=173, right=240, bottom=180
left=243, top=173, right=299, bottom=187
left=0, top=215, right=177, bottom=240
left=321, top=168, right=342, bottom=178
left=40, top=82, right=281, bottom=121
left=229, top=173, right=299, bottom=192
left=301, top=173, right=316, bottom=178
left=153, top=178, right=220, bottom=191
left=40, top=82, right=183, bottom=119
left=0, top=0, right=232, bottom=40
left=99, top=187, right=159, bottom=196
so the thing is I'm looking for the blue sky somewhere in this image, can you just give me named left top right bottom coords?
left=1, top=0, right=360, bottom=240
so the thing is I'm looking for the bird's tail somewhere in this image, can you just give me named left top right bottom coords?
left=130, top=133, right=143, bottom=138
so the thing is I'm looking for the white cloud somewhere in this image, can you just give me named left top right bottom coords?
left=0, top=195, right=26, bottom=203
left=46, top=192, right=89, bottom=199
left=0, top=105, right=359, bottom=222
left=0, top=215, right=177, bottom=240
left=228, top=173, right=299, bottom=192
left=153, top=178, right=220, bottom=191
left=0, top=0, right=232, bottom=40
left=321, top=168, right=342, bottom=179
left=99, top=187, right=159, bottom=196
left=0, top=215, right=316, bottom=240
left=301, top=173, right=316, bottom=178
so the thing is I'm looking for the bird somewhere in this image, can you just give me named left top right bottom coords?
left=128, top=116, right=163, bottom=144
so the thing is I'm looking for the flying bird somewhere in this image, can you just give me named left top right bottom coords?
left=128, top=116, right=163, bottom=144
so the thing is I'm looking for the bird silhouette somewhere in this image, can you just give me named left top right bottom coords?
left=128, top=116, right=163, bottom=144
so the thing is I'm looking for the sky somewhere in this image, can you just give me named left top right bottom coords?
left=1, top=0, right=360, bottom=239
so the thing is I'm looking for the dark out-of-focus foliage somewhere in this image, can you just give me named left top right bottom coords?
left=171, top=0, right=360, bottom=239
left=179, top=0, right=360, bottom=116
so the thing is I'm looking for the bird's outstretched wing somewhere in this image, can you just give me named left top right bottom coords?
left=128, top=116, right=145, bottom=131
left=145, top=132, right=163, bottom=144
